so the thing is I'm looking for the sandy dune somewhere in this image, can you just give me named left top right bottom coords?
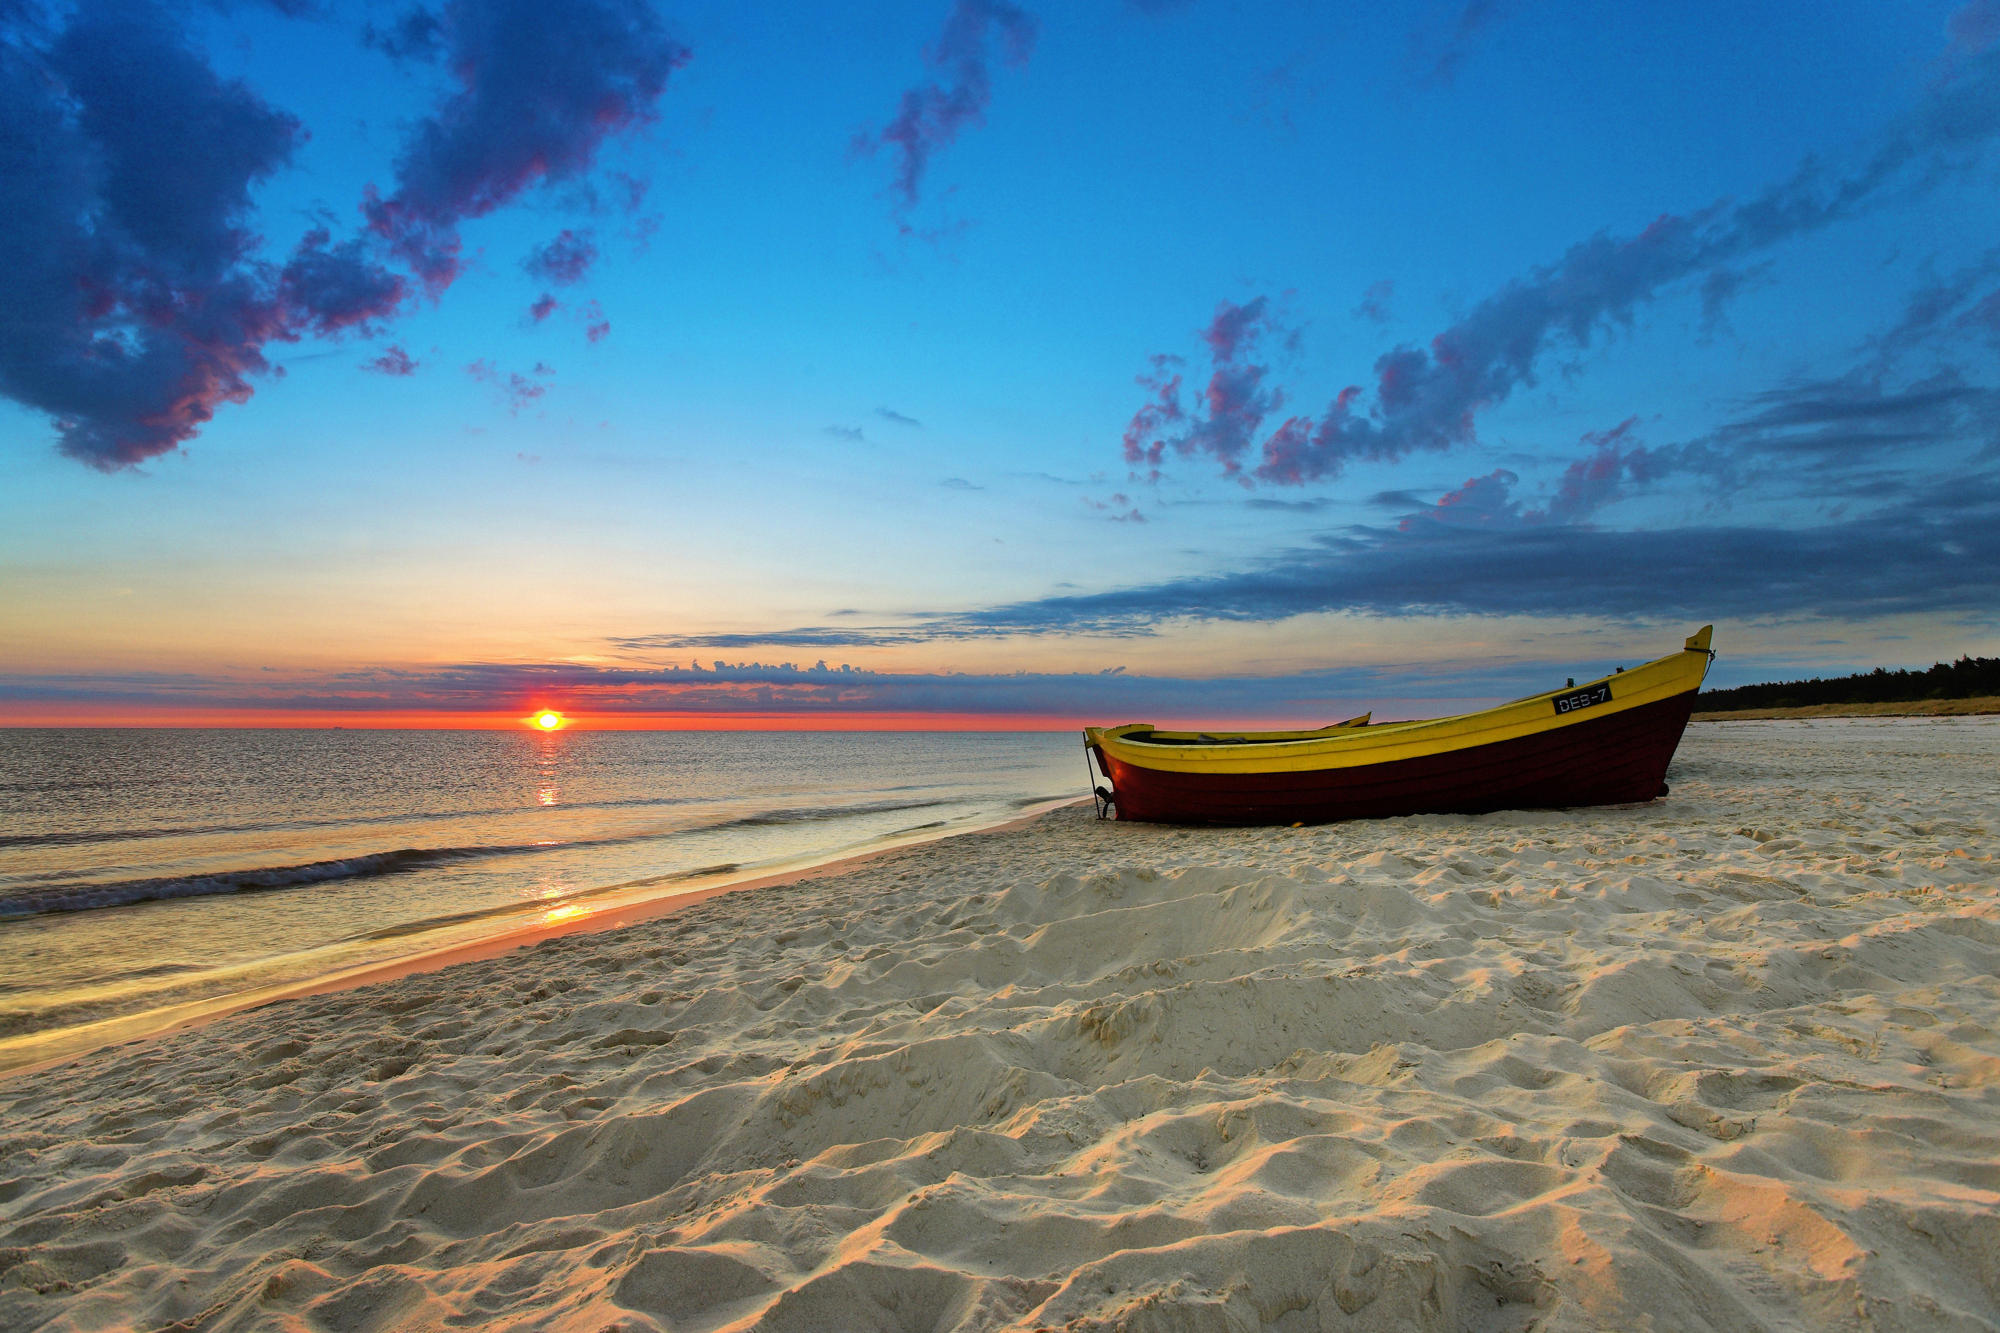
left=3, top=718, right=1997, bottom=1331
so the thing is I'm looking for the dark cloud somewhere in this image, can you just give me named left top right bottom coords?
left=528, top=293, right=559, bottom=322
left=938, top=496, right=2000, bottom=635
left=364, top=0, right=689, bottom=289
left=361, top=5, right=444, bottom=62
left=1128, top=49, right=2000, bottom=489
left=856, top=0, right=1038, bottom=216
left=1728, top=379, right=1981, bottom=434
left=1051, top=377, right=2000, bottom=631
left=876, top=406, right=924, bottom=427
left=0, top=0, right=408, bottom=469
left=1392, top=377, right=1996, bottom=531
left=663, top=373, right=2000, bottom=645
left=3, top=0, right=669, bottom=470
left=522, top=228, right=598, bottom=286
left=362, top=345, right=419, bottom=376
left=1701, top=374, right=1999, bottom=498
left=278, top=228, right=408, bottom=337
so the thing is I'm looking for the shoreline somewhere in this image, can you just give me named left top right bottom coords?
left=0, top=795, right=1089, bottom=1081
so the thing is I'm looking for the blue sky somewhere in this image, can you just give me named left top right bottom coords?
left=3, top=0, right=1997, bottom=724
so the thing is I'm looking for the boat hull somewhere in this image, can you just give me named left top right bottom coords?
left=1094, top=689, right=1698, bottom=825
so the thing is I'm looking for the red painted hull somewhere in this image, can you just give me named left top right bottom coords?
left=1095, top=690, right=1698, bottom=825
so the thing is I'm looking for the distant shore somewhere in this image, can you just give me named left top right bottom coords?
left=1693, top=694, right=2000, bottom=721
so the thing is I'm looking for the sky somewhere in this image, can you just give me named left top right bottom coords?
left=3, top=0, right=1998, bottom=728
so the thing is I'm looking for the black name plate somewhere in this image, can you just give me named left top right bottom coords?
left=1552, top=682, right=1612, bottom=715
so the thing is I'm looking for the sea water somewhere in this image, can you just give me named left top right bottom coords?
left=0, top=729, right=1085, bottom=1067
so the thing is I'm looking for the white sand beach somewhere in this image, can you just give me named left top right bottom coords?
left=3, top=716, right=1997, bottom=1331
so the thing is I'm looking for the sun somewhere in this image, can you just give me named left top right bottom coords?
left=534, top=711, right=565, bottom=731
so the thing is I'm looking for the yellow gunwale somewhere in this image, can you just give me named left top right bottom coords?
left=1086, top=627, right=1713, bottom=775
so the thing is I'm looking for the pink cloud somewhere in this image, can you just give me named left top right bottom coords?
left=363, top=345, right=420, bottom=376
left=467, top=358, right=551, bottom=413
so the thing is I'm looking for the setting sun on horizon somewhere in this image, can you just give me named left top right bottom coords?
left=533, top=711, right=566, bottom=731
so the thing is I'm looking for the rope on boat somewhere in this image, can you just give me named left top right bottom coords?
left=1080, top=733, right=1115, bottom=820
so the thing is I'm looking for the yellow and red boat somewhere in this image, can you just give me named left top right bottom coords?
left=1084, top=627, right=1714, bottom=824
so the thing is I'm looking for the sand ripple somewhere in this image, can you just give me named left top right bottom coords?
left=2, top=717, right=1998, bottom=1330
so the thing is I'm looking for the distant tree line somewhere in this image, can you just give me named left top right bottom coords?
left=1698, top=656, right=2000, bottom=710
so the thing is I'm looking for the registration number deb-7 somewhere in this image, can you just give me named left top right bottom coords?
left=1552, top=682, right=1612, bottom=715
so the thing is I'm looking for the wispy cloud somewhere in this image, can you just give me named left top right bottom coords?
left=1084, top=492, right=1146, bottom=522
left=1868, top=248, right=2000, bottom=367
left=876, top=405, right=924, bottom=427
left=467, top=358, right=552, bottom=413
left=1125, top=49, right=2000, bottom=489
left=1353, top=279, right=1394, bottom=325
left=362, top=345, right=420, bottom=376
left=1417, top=0, right=1518, bottom=86
left=855, top=0, right=1038, bottom=219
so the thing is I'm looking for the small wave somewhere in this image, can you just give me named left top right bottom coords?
left=694, top=798, right=950, bottom=833
left=0, top=843, right=552, bottom=919
left=0, top=792, right=709, bottom=851
left=0, top=798, right=964, bottom=921
left=670, top=862, right=742, bottom=881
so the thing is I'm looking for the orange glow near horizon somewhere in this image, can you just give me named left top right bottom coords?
left=0, top=701, right=1494, bottom=731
